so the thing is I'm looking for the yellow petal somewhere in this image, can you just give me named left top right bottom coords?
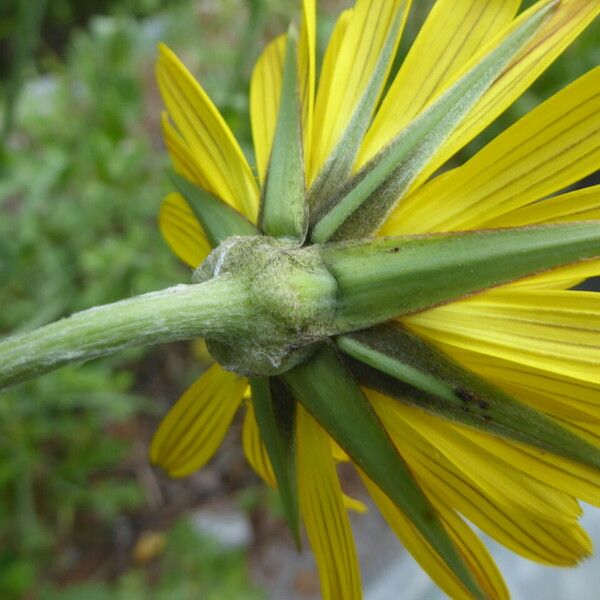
left=158, top=193, right=211, bottom=268
left=243, top=403, right=366, bottom=512
left=509, top=258, right=600, bottom=290
left=561, top=418, right=600, bottom=449
left=370, top=392, right=591, bottom=565
left=413, top=0, right=600, bottom=190
left=429, top=341, right=600, bottom=424
left=387, top=401, right=582, bottom=524
left=310, top=0, right=409, bottom=181
left=330, top=437, right=350, bottom=462
left=342, top=494, right=368, bottom=514
left=157, top=44, right=259, bottom=220
left=161, top=112, right=212, bottom=191
left=309, top=8, right=353, bottom=181
left=455, top=423, right=600, bottom=508
left=404, top=288, right=600, bottom=385
left=297, top=405, right=362, bottom=599
left=359, top=0, right=520, bottom=167
left=250, top=1, right=316, bottom=184
left=412, top=447, right=591, bottom=565
left=150, top=364, right=246, bottom=477
left=243, top=401, right=276, bottom=486
left=250, top=34, right=286, bottom=184
left=383, top=66, right=600, bottom=235
left=361, top=473, right=509, bottom=600
left=299, top=0, right=316, bottom=167
left=486, top=185, right=600, bottom=228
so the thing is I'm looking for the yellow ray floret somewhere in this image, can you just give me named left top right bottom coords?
left=297, top=405, right=362, bottom=600
left=382, top=66, right=600, bottom=235
left=158, top=192, right=211, bottom=268
left=308, top=7, right=352, bottom=184
left=404, top=288, right=600, bottom=386
left=413, top=0, right=600, bottom=187
left=310, top=0, right=409, bottom=180
left=243, top=401, right=368, bottom=513
left=250, top=0, right=315, bottom=184
left=370, top=391, right=592, bottom=566
left=454, top=422, right=600, bottom=508
left=361, top=472, right=509, bottom=600
left=387, top=402, right=582, bottom=524
left=299, top=0, right=316, bottom=166
left=510, top=257, right=600, bottom=291
left=151, top=364, right=246, bottom=477
left=250, top=34, right=286, bottom=184
left=486, top=184, right=600, bottom=228
left=359, top=0, right=520, bottom=168
left=157, top=43, right=259, bottom=221
left=243, top=401, right=276, bottom=486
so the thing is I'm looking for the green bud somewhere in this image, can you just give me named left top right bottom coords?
left=193, top=236, right=338, bottom=376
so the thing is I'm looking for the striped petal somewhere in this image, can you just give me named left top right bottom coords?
left=387, top=401, right=583, bottom=525
left=296, top=405, right=362, bottom=600
left=310, top=0, right=408, bottom=181
left=299, top=0, right=316, bottom=166
left=402, top=287, right=600, bottom=424
left=413, top=0, right=600, bottom=188
left=308, top=8, right=353, bottom=184
left=486, top=184, right=600, bottom=227
left=243, top=400, right=276, bottom=486
left=404, top=288, right=600, bottom=385
left=250, top=0, right=316, bottom=184
left=244, top=401, right=368, bottom=512
left=162, top=112, right=212, bottom=192
left=157, top=44, right=259, bottom=221
left=361, top=474, right=509, bottom=600
left=250, top=35, right=286, bottom=184
left=158, top=193, right=211, bottom=268
left=412, top=446, right=592, bottom=565
left=563, top=419, right=600, bottom=448
left=371, top=392, right=592, bottom=565
left=451, top=421, right=600, bottom=508
left=359, top=0, right=520, bottom=168
left=431, top=341, right=600, bottom=425
left=150, top=364, right=247, bottom=477
left=492, top=184, right=600, bottom=287
left=382, top=66, right=600, bottom=235
left=510, top=258, right=600, bottom=290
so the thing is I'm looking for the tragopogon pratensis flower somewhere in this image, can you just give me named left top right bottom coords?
left=151, top=1, right=600, bottom=598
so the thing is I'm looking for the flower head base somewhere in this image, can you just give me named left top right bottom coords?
left=153, top=1, right=600, bottom=599
left=193, top=235, right=338, bottom=375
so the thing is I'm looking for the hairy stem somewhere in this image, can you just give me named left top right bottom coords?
left=0, top=277, right=249, bottom=390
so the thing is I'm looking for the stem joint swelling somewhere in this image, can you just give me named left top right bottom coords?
left=194, top=236, right=338, bottom=376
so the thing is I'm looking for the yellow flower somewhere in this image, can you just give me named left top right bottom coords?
left=152, top=1, right=600, bottom=598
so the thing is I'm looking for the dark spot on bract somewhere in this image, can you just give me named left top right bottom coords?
left=478, top=400, right=489, bottom=410
left=423, top=509, right=435, bottom=523
left=455, top=387, right=479, bottom=403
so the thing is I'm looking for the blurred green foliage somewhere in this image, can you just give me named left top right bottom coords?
left=0, top=2, right=271, bottom=598
left=0, top=12, right=174, bottom=600
left=0, top=1, right=598, bottom=598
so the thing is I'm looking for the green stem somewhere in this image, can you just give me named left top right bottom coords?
left=0, top=276, right=249, bottom=390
